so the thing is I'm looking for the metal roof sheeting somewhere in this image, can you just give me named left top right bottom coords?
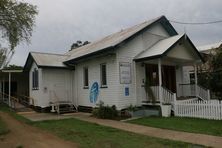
left=65, top=16, right=164, bottom=62
left=197, top=41, right=222, bottom=52
left=134, top=34, right=183, bottom=60
left=30, top=52, right=69, bottom=68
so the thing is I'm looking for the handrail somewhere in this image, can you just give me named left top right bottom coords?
left=178, top=83, right=210, bottom=100
left=0, top=92, right=19, bottom=102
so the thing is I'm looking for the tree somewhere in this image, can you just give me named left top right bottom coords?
left=198, top=45, right=222, bottom=99
left=208, top=46, right=222, bottom=99
left=0, top=0, right=38, bottom=50
left=70, top=40, right=90, bottom=51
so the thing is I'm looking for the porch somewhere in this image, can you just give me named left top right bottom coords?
left=134, top=34, right=210, bottom=106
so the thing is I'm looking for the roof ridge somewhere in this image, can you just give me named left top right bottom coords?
left=30, top=51, right=68, bottom=56
left=66, top=16, right=165, bottom=56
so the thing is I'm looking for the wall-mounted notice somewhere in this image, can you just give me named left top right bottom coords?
left=119, top=62, right=131, bottom=84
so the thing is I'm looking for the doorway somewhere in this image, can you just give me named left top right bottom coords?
left=145, top=64, right=176, bottom=93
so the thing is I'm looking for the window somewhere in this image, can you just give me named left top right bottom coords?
left=32, top=68, right=39, bottom=90
left=83, top=67, right=89, bottom=88
left=100, top=63, right=107, bottom=87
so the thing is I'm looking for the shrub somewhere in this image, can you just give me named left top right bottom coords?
left=92, top=101, right=118, bottom=119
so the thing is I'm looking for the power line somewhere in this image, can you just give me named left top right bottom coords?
left=169, top=19, right=222, bottom=25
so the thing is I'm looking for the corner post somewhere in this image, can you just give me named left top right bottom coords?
left=8, top=72, right=11, bottom=107
left=194, top=64, right=198, bottom=97
left=158, top=58, right=163, bottom=104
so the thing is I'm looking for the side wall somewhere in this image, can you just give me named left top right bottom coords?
left=42, top=68, right=73, bottom=107
left=29, top=62, right=43, bottom=107
left=29, top=62, right=73, bottom=108
left=75, top=55, right=120, bottom=109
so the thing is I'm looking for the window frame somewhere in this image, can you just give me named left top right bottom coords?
left=32, top=68, right=39, bottom=90
left=83, top=66, right=89, bottom=89
left=100, top=63, right=107, bottom=88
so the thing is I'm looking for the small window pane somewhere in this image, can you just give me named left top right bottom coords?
left=83, top=67, right=89, bottom=87
left=32, top=68, right=39, bottom=90
left=100, top=64, right=107, bottom=86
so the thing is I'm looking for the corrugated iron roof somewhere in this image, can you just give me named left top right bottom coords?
left=134, top=34, right=183, bottom=60
left=30, top=52, right=69, bottom=68
left=197, top=41, right=222, bottom=52
left=65, top=16, right=169, bottom=62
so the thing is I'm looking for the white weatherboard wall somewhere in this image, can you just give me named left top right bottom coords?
left=29, top=62, right=73, bottom=108
left=116, top=23, right=170, bottom=109
left=29, top=62, right=43, bottom=107
left=75, top=55, right=120, bottom=109
left=42, top=68, right=73, bottom=107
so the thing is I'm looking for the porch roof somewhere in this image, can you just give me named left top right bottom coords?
left=134, top=34, right=204, bottom=63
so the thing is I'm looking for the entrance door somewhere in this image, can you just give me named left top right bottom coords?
left=145, top=64, right=159, bottom=86
left=162, top=65, right=176, bottom=93
left=145, top=64, right=176, bottom=93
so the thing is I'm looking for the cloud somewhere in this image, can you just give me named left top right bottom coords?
left=10, top=0, right=222, bottom=66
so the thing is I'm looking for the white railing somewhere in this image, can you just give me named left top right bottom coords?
left=149, top=86, right=176, bottom=104
left=179, top=84, right=210, bottom=100
left=150, top=86, right=159, bottom=101
left=178, top=84, right=196, bottom=97
left=197, top=85, right=210, bottom=100
left=175, top=99, right=222, bottom=120
left=161, top=86, right=176, bottom=104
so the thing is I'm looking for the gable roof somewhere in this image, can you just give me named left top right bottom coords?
left=24, top=52, right=69, bottom=71
left=134, top=34, right=204, bottom=62
left=64, top=15, right=178, bottom=64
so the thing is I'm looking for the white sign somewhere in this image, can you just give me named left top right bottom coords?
left=119, top=62, right=131, bottom=84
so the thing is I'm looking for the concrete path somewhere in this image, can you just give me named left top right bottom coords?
left=20, top=112, right=222, bottom=148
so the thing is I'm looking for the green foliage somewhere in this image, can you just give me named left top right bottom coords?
left=128, top=117, right=222, bottom=136
left=70, top=40, right=90, bottom=51
left=3, top=64, right=23, bottom=70
left=198, top=46, right=222, bottom=99
left=0, top=0, right=38, bottom=50
left=126, top=104, right=138, bottom=112
left=92, top=101, right=118, bottom=119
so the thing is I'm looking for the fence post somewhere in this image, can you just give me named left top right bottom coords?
left=173, top=93, right=177, bottom=116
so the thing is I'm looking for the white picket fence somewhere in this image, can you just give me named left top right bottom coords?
left=175, top=99, right=222, bottom=120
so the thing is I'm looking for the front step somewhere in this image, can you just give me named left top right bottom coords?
left=142, top=100, right=161, bottom=106
left=50, top=101, right=77, bottom=114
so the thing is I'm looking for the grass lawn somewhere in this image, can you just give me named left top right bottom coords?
left=0, top=103, right=204, bottom=147
left=128, top=117, right=222, bottom=136
left=32, top=118, right=204, bottom=148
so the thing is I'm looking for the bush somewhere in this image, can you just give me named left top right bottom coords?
left=92, top=101, right=118, bottom=119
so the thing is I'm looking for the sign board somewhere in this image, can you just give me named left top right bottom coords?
left=119, top=62, right=131, bottom=84
left=125, top=87, right=129, bottom=96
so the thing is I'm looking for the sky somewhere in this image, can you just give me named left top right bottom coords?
left=9, top=0, right=222, bottom=66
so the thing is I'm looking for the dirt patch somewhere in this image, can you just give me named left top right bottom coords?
left=0, top=112, right=77, bottom=148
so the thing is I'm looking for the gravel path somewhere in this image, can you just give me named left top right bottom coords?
left=0, top=112, right=77, bottom=148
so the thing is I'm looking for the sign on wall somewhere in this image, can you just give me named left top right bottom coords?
left=125, top=87, right=129, bottom=96
left=119, top=62, right=131, bottom=84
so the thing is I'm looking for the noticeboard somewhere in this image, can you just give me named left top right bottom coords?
left=119, top=62, right=131, bottom=84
